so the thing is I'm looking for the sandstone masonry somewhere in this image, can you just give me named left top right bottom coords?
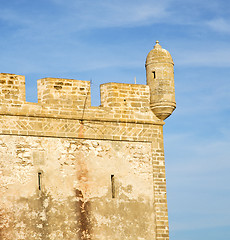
left=0, top=41, right=176, bottom=240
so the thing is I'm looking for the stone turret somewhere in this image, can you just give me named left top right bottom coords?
left=146, top=40, right=176, bottom=120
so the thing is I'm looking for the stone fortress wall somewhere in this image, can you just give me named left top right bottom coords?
left=0, top=41, right=176, bottom=240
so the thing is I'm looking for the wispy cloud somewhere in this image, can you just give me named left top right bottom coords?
left=175, top=48, right=230, bottom=67
left=1, top=0, right=229, bottom=40
left=50, top=0, right=170, bottom=28
left=206, top=18, right=230, bottom=33
left=0, top=0, right=171, bottom=41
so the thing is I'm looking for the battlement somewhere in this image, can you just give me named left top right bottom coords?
left=0, top=73, right=160, bottom=124
left=0, top=73, right=25, bottom=104
left=37, top=77, right=91, bottom=109
left=100, top=82, right=150, bottom=108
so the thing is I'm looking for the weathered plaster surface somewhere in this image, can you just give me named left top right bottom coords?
left=0, top=136, right=154, bottom=240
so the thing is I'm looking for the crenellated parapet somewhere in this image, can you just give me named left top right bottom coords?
left=0, top=73, right=161, bottom=124
left=0, top=41, right=175, bottom=124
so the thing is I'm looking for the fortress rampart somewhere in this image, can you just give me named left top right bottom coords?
left=0, top=73, right=158, bottom=123
left=0, top=41, right=175, bottom=240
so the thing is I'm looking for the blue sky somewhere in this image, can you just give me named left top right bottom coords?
left=1, top=0, right=230, bottom=239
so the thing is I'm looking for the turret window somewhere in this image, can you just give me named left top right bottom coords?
left=152, top=71, right=156, bottom=79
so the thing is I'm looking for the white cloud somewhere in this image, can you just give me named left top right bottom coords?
left=1, top=0, right=229, bottom=40
left=175, top=48, right=230, bottom=67
left=0, top=0, right=171, bottom=40
left=50, top=0, right=170, bottom=28
left=207, top=18, right=230, bottom=34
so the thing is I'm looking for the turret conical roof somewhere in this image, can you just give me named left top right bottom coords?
left=145, top=41, right=174, bottom=66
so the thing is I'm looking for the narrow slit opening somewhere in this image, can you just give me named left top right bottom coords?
left=38, top=172, right=42, bottom=190
left=152, top=71, right=156, bottom=79
left=111, top=175, right=115, bottom=198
